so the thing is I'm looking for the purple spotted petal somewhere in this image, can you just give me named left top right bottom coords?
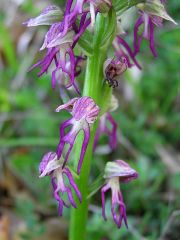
left=72, top=97, right=100, bottom=124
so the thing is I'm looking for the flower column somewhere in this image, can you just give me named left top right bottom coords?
left=69, top=10, right=116, bottom=240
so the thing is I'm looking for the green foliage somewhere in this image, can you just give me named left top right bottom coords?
left=15, top=197, right=46, bottom=239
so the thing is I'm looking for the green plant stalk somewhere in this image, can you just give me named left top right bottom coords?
left=69, top=46, right=106, bottom=240
left=69, top=13, right=113, bottom=240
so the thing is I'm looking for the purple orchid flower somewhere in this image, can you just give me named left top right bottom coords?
left=133, top=11, right=163, bottom=57
left=94, top=112, right=118, bottom=151
left=39, top=152, right=82, bottom=216
left=101, top=160, right=138, bottom=228
left=28, top=19, right=81, bottom=94
left=29, top=45, right=81, bottom=94
left=133, top=0, right=176, bottom=57
left=56, top=97, right=100, bottom=174
left=113, top=36, right=142, bottom=70
left=25, top=5, right=91, bottom=94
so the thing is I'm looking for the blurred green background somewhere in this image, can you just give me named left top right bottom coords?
left=0, top=0, right=180, bottom=239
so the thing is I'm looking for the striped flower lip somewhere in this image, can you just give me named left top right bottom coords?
left=39, top=152, right=81, bottom=216
left=56, top=97, right=100, bottom=174
left=101, top=160, right=138, bottom=228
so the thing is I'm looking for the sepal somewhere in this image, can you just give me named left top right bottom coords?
left=137, top=0, right=177, bottom=24
left=24, top=5, right=63, bottom=26
left=104, top=160, right=138, bottom=181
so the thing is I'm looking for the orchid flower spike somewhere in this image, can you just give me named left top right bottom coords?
left=101, top=160, right=138, bottom=228
left=56, top=97, right=100, bottom=174
left=39, top=152, right=82, bottom=216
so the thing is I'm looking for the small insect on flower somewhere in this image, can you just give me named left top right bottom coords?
left=104, top=57, right=127, bottom=88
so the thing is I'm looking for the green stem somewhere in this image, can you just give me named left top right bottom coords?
left=69, top=47, right=106, bottom=240
left=113, top=0, right=145, bottom=14
left=69, top=13, right=112, bottom=240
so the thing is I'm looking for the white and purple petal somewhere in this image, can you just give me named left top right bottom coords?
left=24, top=5, right=63, bottom=26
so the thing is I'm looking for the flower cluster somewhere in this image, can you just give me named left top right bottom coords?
left=25, top=0, right=175, bottom=230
